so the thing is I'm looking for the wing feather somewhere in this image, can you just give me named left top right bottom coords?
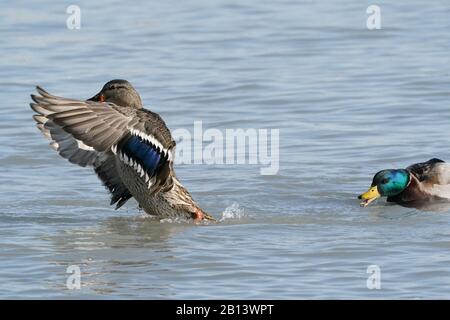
left=31, top=85, right=177, bottom=196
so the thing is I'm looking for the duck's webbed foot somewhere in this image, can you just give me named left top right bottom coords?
left=192, top=208, right=216, bottom=222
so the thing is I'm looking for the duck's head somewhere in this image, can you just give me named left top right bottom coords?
left=358, top=169, right=410, bottom=207
left=88, top=79, right=143, bottom=109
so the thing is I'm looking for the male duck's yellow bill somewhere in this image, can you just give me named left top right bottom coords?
left=358, top=186, right=381, bottom=207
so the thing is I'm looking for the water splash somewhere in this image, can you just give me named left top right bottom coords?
left=220, top=202, right=245, bottom=221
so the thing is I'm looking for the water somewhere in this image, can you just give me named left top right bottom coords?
left=1, top=0, right=450, bottom=299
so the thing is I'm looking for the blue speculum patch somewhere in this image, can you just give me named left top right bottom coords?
left=122, top=135, right=161, bottom=176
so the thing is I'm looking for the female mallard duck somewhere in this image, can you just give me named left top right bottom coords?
left=30, top=79, right=214, bottom=222
left=358, top=158, right=450, bottom=207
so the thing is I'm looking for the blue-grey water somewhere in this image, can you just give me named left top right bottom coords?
left=1, top=0, right=450, bottom=299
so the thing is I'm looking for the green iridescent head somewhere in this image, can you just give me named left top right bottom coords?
left=359, top=169, right=410, bottom=207
left=372, top=169, right=410, bottom=196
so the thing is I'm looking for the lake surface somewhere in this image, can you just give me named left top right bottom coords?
left=1, top=0, right=450, bottom=299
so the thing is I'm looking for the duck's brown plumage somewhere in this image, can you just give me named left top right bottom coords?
left=388, top=158, right=450, bottom=205
left=30, top=80, right=213, bottom=221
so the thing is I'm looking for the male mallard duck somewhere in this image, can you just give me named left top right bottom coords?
left=30, top=79, right=214, bottom=221
left=358, top=158, right=450, bottom=207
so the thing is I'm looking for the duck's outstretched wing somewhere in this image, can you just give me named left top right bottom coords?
left=30, top=86, right=176, bottom=199
left=31, top=87, right=133, bottom=208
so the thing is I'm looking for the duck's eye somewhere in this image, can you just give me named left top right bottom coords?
left=381, top=178, right=389, bottom=184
